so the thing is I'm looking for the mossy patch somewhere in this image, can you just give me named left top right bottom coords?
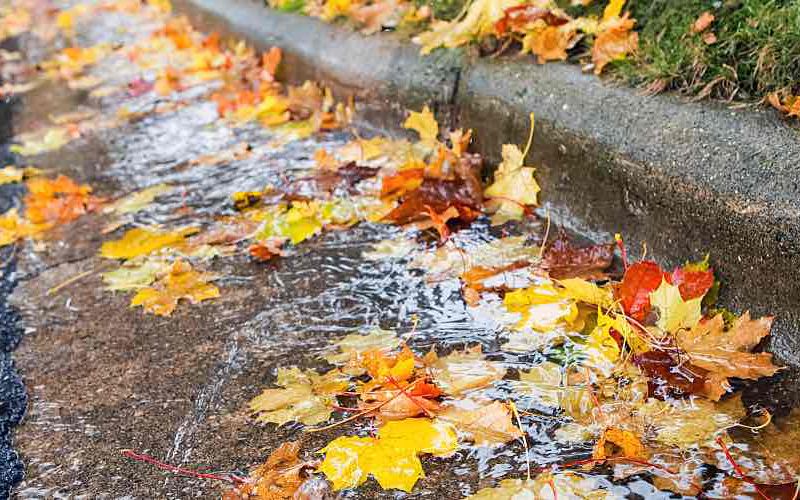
left=615, top=0, right=800, bottom=99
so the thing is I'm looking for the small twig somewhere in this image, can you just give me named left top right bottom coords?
left=716, top=437, right=771, bottom=500
left=47, top=262, right=114, bottom=296
left=121, top=449, right=246, bottom=485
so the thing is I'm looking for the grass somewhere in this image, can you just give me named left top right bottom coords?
left=616, top=0, right=800, bottom=100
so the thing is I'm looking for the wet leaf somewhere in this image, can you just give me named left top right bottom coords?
left=468, top=473, right=620, bottom=499
left=509, top=361, right=564, bottom=407
left=102, top=259, right=169, bottom=291
left=319, top=418, right=456, bottom=492
left=430, top=345, right=506, bottom=396
left=249, top=366, right=347, bottom=426
left=593, top=427, right=646, bottom=460
left=403, top=105, right=438, bottom=145
left=637, top=396, right=745, bottom=448
left=11, top=127, right=70, bottom=156
left=484, top=143, right=540, bottom=225
left=0, top=165, right=40, bottom=185
left=0, top=208, right=49, bottom=247
left=225, top=441, right=310, bottom=499
left=324, top=328, right=402, bottom=366
left=24, top=175, right=102, bottom=225
left=377, top=418, right=459, bottom=456
left=130, top=260, right=219, bottom=316
left=649, top=278, right=702, bottom=333
left=559, top=278, right=614, bottom=308
left=675, top=312, right=780, bottom=381
left=100, top=226, right=198, bottom=260
left=105, top=184, right=172, bottom=215
left=617, top=260, right=665, bottom=321
left=440, top=400, right=522, bottom=447
left=542, top=232, right=615, bottom=280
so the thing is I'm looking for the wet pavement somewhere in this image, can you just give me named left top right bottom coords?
left=1, top=1, right=799, bottom=499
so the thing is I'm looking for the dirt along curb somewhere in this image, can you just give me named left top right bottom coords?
left=178, top=0, right=800, bottom=366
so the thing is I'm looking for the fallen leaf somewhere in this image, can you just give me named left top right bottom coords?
left=508, top=361, right=564, bottom=407
left=430, top=345, right=506, bottom=395
left=377, top=418, right=459, bottom=456
left=324, top=328, right=402, bottom=366
left=617, top=260, right=665, bottom=321
left=414, top=0, right=521, bottom=54
left=602, top=0, right=626, bottom=22
left=319, top=418, right=457, bottom=492
left=468, top=473, right=619, bottom=499
left=403, top=105, right=439, bottom=145
left=104, top=184, right=172, bottom=215
left=249, top=366, right=347, bottom=426
left=542, top=232, right=615, bottom=279
left=592, top=14, right=638, bottom=75
left=691, top=11, right=714, bottom=33
left=102, top=259, right=169, bottom=291
left=130, top=259, right=219, bottom=316
left=11, top=127, right=70, bottom=156
left=100, top=226, right=197, bottom=260
left=440, top=401, right=522, bottom=447
left=24, top=175, right=102, bottom=225
left=637, top=396, right=745, bottom=448
left=484, top=116, right=540, bottom=224
left=649, top=278, right=702, bottom=333
left=593, top=427, right=646, bottom=460
left=0, top=208, right=49, bottom=247
left=226, top=441, right=310, bottom=499
left=675, top=312, right=780, bottom=381
left=558, top=278, right=614, bottom=308
left=523, top=25, right=573, bottom=64
left=249, top=237, right=287, bottom=261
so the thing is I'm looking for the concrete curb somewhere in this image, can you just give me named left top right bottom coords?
left=176, top=0, right=800, bottom=364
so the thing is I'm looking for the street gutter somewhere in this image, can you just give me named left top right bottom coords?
left=176, top=0, right=800, bottom=365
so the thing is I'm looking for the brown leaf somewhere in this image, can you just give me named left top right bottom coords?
left=541, top=232, right=614, bottom=279
left=440, top=401, right=522, bottom=446
left=676, top=312, right=780, bottom=381
left=691, top=11, right=714, bottom=33
left=226, top=441, right=312, bottom=499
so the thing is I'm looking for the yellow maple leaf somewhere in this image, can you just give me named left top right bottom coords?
left=649, top=278, right=702, bottom=333
left=130, top=260, right=219, bottom=316
left=376, top=418, right=458, bottom=456
left=319, top=418, right=457, bottom=492
left=403, top=106, right=439, bottom=145
left=100, top=226, right=197, bottom=260
left=508, top=361, right=564, bottom=407
left=484, top=114, right=540, bottom=225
